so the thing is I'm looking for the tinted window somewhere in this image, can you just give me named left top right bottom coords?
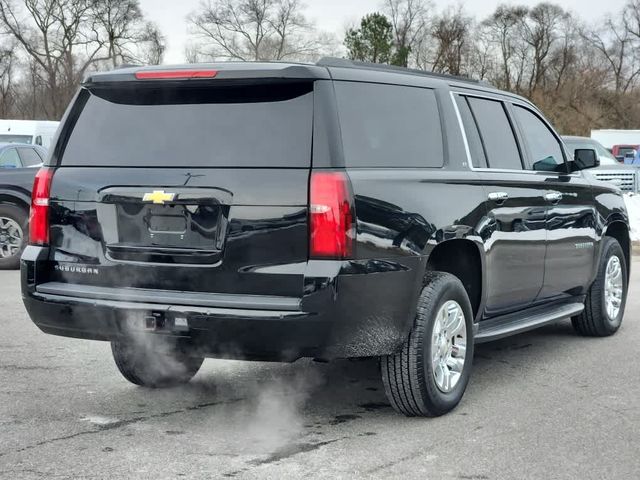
left=455, top=95, right=487, bottom=168
left=18, top=148, right=43, bottom=167
left=0, top=148, right=21, bottom=168
left=335, top=82, right=444, bottom=168
left=61, top=83, right=313, bottom=167
left=513, top=106, right=565, bottom=173
left=467, top=97, right=522, bottom=170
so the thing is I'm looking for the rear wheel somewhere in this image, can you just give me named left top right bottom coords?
left=572, top=237, right=627, bottom=337
left=381, top=272, right=474, bottom=417
left=0, top=204, right=27, bottom=270
left=111, top=336, right=204, bottom=388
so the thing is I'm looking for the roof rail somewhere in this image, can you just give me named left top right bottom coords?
left=316, top=57, right=483, bottom=85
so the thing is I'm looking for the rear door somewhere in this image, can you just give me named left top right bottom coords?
left=455, top=94, right=548, bottom=316
left=510, top=103, right=597, bottom=301
left=45, top=80, right=315, bottom=298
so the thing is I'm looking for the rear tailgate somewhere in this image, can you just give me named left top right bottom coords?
left=41, top=79, right=314, bottom=300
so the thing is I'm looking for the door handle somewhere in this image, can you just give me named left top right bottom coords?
left=544, top=192, right=563, bottom=203
left=488, top=191, right=509, bottom=202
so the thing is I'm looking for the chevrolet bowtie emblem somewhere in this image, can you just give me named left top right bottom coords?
left=142, top=190, right=176, bottom=204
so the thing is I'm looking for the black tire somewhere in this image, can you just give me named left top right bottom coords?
left=0, top=204, right=28, bottom=270
left=381, top=272, right=475, bottom=417
left=111, top=336, right=204, bottom=388
left=572, top=237, right=627, bottom=337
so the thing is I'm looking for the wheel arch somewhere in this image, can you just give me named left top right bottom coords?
left=425, top=237, right=486, bottom=323
left=603, top=220, right=631, bottom=280
left=0, top=188, right=31, bottom=214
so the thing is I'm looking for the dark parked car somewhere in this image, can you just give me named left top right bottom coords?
left=0, top=143, right=46, bottom=268
left=564, top=136, right=639, bottom=192
left=21, top=60, right=630, bottom=417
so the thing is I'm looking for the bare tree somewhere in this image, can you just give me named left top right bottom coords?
left=467, top=26, right=494, bottom=81
left=0, top=42, right=17, bottom=117
left=547, top=12, right=579, bottom=93
left=583, top=14, right=640, bottom=95
left=521, top=3, right=567, bottom=95
left=624, top=0, right=640, bottom=39
left=0, top=0, right=167, bottom=119
left=481, top=5, right=528, bottom=91
left=188, top=0, right=321, bottom=61
left=137, top=22, right=166, bottom=65
left=429, top=7, right=471, bottom=76
left=0, top=0, right=109, bottom=118
left=384, top=0, right=431, bottom=67
left=91, top=0, right=166, bottom=67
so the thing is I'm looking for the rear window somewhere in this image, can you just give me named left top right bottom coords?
left=334, top=82, right=444, bottom=168
left=18, top=147, right=43, bottom=166
left=59, top=82, right=313, bottom=168
left=466, top=97, right=523, bottom=170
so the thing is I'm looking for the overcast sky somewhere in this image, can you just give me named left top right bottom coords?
left=138, top=0, right=628, bottom=64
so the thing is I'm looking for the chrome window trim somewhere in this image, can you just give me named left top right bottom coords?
left=449, top=90, right=581, bottom=178
left=450, top=90, right=473, bottom=169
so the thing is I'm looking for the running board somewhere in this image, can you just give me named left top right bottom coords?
left=475, top=302, right=584, bottom=344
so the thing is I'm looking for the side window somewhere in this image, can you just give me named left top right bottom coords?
left=0, top=148, right=22, bottom=168
left=18, top=148, right=43, bottom=167
left=334, top=82, right=444, bottom=168
left=467, top=97, right=523, bottom=170
left=512, top=105, right=566, bottom=173
left=35, top=136, right=43, bottom=146
left=455, top=95, right=487, bottom=168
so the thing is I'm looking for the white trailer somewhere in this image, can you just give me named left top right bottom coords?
left=0, top=120, right=60, bottom=148
left=591, top=129, right=640, bottom=149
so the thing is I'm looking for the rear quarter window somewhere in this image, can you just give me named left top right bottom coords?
left=334, top=82, right=444, bottom=168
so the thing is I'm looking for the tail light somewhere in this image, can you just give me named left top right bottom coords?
left=309, top=171, right=355, bottom=259
left=29, top=167, right=54, bottom=245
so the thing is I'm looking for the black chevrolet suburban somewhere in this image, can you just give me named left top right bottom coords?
left=21, top=59, right=630, bottom=417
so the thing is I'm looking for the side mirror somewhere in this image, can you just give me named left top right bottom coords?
left=571, top=149, right=599, bottom=171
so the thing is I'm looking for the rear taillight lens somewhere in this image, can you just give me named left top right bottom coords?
left=29, top=167, right=54, bottom=245
left=309, top=171, right=355, bottom=259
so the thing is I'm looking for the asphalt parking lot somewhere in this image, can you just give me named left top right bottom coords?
left=1, top=261, right=640, bottom=480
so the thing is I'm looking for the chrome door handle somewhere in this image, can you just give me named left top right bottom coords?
left=488, top=191, right=509, bottom=202
left=544, top=192, right=563, bottom=203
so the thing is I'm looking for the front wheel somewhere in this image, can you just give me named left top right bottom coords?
left=381, top=272, right=475, bottom=417
left=572, top=237, right=628, bottom=337
left=111, top=336, right=204, bottom=388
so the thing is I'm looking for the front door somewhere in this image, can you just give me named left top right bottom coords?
left=509, top=104, right=597, bottom=301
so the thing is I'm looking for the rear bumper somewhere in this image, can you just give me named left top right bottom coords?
left=22, top=247, right=425, bottom=361
left=23, top=292, right=329, bottom=361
